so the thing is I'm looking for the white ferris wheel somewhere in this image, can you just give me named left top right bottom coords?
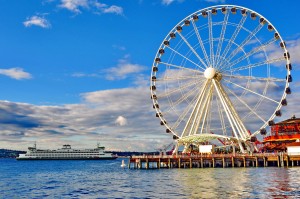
left=150, top=5, right=292, bottom=153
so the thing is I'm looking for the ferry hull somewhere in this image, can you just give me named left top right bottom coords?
left=16, top=156, right=118, bottom=160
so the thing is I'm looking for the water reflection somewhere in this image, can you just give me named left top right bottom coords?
left=173, top=168, right=300, bottom=198
left=174, top=168, right=251, bottom=198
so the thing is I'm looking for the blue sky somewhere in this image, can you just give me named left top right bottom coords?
left=0, top=0, right=300, bottom=151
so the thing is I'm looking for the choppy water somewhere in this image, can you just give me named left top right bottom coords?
left=1, top=158, right=300, bottom=198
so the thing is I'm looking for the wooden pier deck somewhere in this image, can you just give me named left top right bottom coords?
left=128, top=153, right=300, bottom=169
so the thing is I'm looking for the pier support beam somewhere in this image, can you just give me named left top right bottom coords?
left=146, top=159, right=149, bottom=169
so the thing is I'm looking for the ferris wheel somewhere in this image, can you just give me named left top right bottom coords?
left=150, top=5, right=292, bottom=153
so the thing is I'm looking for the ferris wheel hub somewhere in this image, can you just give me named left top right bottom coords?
left=204, top=67, right=216, bottom=79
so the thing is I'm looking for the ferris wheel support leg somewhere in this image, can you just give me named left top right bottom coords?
left=182, top=144, right=190, bottom=153
left=181, top=80, right=209, bottom=137
left=213, top=79, right=246, bottom=153
left=172, top=142, right=180, bottom=156
left=215, top=80, right=251, bottom=140
left=245, top=141, right=256, bottom=153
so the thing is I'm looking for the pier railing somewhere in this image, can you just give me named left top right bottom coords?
left=132, top=152, right=281, bottom=159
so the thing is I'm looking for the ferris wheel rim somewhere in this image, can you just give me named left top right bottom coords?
left=150, top=5, right=291, bottom=143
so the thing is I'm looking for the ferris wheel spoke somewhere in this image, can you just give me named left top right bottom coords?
left=171, top=86, right=201, bottom=130
left=158, top=78, right=203, bottom=99
left=223, top=85, right=267, bottom=124
left=177, top=32, right=209, bottom=69
left=222, top=74, right=286, bottom=82
left=156, top=74, right=203, bottom=81
left=215, top=15, right=247, bottom=69
left=223, top=78, right=280, bottom=104
left=166, top=79, right=205, bottom=113
left=215, top=10, right=230, bottom=66
left=222, top=38, right=277, bottom=71
left=159, top=62, right=204, bottom=74
left=191, top=19, right=211, bottom=66
left=219, top=23, right=264, bottom=71
left=208, top=12, right=214, bottom=66
left=165, top=46, right=206, bottom=71
left=226, top=57, right=285, bottom=73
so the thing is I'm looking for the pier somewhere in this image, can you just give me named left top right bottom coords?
left=128, top=153, right=300, bottom=169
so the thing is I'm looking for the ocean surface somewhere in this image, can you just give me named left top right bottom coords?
left=1, top=158, right=300, bottom=198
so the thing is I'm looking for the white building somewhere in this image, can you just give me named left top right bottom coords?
left=287, top=142, right=300, bottom=156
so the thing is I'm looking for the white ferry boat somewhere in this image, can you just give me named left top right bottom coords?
left=16, top=143, right=117, bottom=160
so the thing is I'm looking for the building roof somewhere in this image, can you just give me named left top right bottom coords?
left=275, top=116, right=300, bottom=125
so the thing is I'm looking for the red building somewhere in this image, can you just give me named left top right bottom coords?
left=263, top=116, right=300, bottom=151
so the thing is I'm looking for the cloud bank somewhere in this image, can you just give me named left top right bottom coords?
left=0, top=87, right=170, bottom=151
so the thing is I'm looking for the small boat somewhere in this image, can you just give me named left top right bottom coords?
left=121, top=159, right=126, bottom=168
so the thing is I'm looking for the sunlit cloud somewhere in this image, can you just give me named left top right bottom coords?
left=58, top=0, right=124, bottom=15
left=101, top=5, right=123, bottom=15
left=59, top=0, right=89, bottom=13
left=115, top=116, right=128, bottom=126
left=23, top=15, right=51, bottom=28
left=0, top=68, right=32, bottom=80
left=104, top=56, right=146, bottom=80
left=162, top=0, right=175, bottom=5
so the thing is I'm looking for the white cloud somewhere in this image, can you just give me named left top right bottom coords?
left=59, top=0, right=124, bottom=15
left=162, top=0, right=175, bottom=5
left=286, top=37, right=300, bottom=66
left=115, top=116, right=128, bottom=126
left=102, top=5, right=123, bottom=15
left=105, top=57, right=146, bottom=80
left=59, top=0, right=89, bottom=13
left=161, top=0, right=186, bottom=5
left=0, top=68, right=32, bottom=80
left=23, top=15, right=51, bottom=28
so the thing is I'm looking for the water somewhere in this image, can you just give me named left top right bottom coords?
left=1, top=158, right=300, bottom=198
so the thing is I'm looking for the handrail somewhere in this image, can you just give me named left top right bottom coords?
left=131, top=152, right=282, bottom=159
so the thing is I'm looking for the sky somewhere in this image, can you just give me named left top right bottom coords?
left=0, top=0, right=300, bottom=151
